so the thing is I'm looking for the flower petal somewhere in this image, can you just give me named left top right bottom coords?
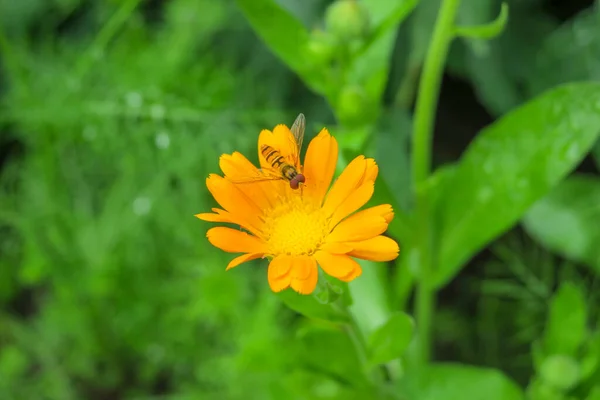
left=315, top=251, right=360, bottom=281
left=195, top=208, right=238, bottom=224
left=226, top=253, right=264, bottom=270
left=290, top=256, right=318, bottom=294
left=327, top=215, right=388, bottom=243
left=341, top=262, right=362, bottom=282
left=219, top=151, right=258, bottom=177
left=346, top=236, right=399, bottom=262
left=219, top=152, right=274, bottom=209
left=349, top=204, right=394, bottom=224
left=195, top=212, right=229, bottom=223
left=268, top=255, right=293, bottom=292
left=258, top=124, right=299, bottom=170
left=207, top=227, right=268, bottom=254
left=303, top=128, right=338, bottom=205
left=361, top=158, right=379, bottom=184
left=329, top=182, right=374, bottom=228
left=206, top=174, right=264, bottom=235
left=319, top=242, right=353, bottom=254
left=322, top=155, right=367, bottom=216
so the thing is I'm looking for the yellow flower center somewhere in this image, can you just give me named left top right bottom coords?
left=263, top=195, right=329, bottom=256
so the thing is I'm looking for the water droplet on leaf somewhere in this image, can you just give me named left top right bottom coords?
left=155, top=131, right=171, bottom=149
left=133, top=197, right=152, bottom=215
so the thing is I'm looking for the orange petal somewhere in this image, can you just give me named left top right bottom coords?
left=207, top=227, right=268, bottom=254
left=257, top=125, right=299, bottom=170
left=361, top=158, right=379, bottom=184
left=327, top=215, right=388, bottom=243
left=290, top=256, right=318, bottom=295
left=195, top=208, right=238, bottom=224
left=268, top=255, right=293, bottom=292
left=341, top=262, right=362, bottom=282
left=329, top=182, right=374, bottom=228
left=195, top=212, right=230, bottom=223
left=219, top=151, right=258, bottom=178
left=349, top=204, right=395, bottom=224
left=322, top=155, right=367, bottom=216
left=226, top=252, right=264, bottom=270
left=303, top=128, right=338, bottom=205
left=346, top=236, right=399, bottom=262
left=319, top=242, right=353, bottom=254
left=315, top=251, right=360, bottom=281
left=219, top=152, right=274, bottom=209
left=206, top=174, right=264, bottom=235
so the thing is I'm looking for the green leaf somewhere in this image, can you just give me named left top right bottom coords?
left=527, top=8, right=600, bottom=98
left=523, top=174, right=600, bottom=272
left=349, top=0, right=419, bottom=104
left=587, top=386, right=600, bottom=400
left=434, top=83, right=600, bottom=288
left=581, top=333, right=600, bottom=381
left=406, top=363, right=524, bottom=400
left=297, top=324, right=367, bottom=387
left=374, top=108, right=413, bottom=213
left=409, top=0, right=442, bottom=65
left=526, top=377, right=564, bottom=400
left=235, top=0, right=324, bottom=93
left=277, top=289, right=349, bottom=323
left=464, top=9, right=558, bottom=115
left=454, top=3, right=509, bottom=40
left=348, top=260, right=392, bottom=338
left=367, top=312, right=414, bottom=365
left=543, top=282, right=587, bottom=356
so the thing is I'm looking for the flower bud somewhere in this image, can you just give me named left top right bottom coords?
left=305, top=29, right=337, bottom=65
left=540, top=354, right=581, bottom=391
left=325, top=0, right=370, bottom=43
left=337, top=85, right=370, bottom=126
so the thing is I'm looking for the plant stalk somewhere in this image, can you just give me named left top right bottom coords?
left=411, top=0, right=461, bottom=374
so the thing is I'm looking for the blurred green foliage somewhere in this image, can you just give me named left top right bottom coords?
left=1, top=0, right=600, bottom=399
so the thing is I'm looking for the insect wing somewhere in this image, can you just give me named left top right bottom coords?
left=226, top=168, right=282, bottom=185
left=290, top=113, right=305, bottom=166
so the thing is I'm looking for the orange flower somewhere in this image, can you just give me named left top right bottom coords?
left=196, top=120, right=399, bottom=295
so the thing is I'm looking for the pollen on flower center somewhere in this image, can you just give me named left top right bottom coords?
left=263, top=197, right=328, bottom=256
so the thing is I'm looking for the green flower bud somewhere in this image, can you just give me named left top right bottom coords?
left=336, top=85, right=370, bottom=126
left=325, top=0, right=370, bottom=43
left=540, top=354, right=581, bottom=391
left=305, top=29, right=337, bottom=65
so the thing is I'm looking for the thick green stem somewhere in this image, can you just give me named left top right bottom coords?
left=411, top=0, right=461, bottom=372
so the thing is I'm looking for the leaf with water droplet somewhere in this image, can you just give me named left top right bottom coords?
left=432, top=83, right=600, bottom=288
left=523, top=174, right=600, bottom=273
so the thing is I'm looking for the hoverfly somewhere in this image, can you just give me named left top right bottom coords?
left=229, top=113, right=306, bottom=190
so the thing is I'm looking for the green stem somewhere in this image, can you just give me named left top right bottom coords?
left=411, top=0, right=461, bottom=373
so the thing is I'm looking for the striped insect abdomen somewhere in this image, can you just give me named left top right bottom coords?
left=260, top=144, right=305, bottom=189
